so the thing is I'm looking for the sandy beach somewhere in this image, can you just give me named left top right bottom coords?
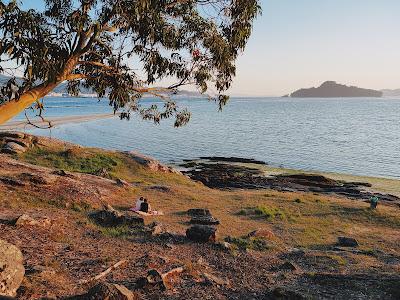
left=0, top=113, right=116, bottom=131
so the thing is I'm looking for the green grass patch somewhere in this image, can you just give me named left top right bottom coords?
left=254, top=205, right=286, bottom=220
left=225, top=236, right=269, bottom=251
left=21, top=147, right=122, bottom=177
left=99, top=225, right=132, bottom=238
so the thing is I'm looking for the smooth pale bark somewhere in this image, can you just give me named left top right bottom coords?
left=0, top=56, right=79, bottom=125
left=0, top=82, right=58, bottom=125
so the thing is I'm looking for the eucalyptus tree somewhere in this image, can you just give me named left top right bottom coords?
left=0, top=0, right=260, bottom=126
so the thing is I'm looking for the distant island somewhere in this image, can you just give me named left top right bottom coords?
left=289, top=81, right=383, bottom=98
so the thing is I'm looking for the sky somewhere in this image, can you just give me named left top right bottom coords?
left=11, top=0, right=400, bottom=96
left=231, top=0, right=400, bottom=96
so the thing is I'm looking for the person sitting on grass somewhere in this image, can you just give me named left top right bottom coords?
left=140, top=198, right=150, bottom=213
left=135, top=197, right=144, bottom=211
left=370, top=196, right=379, bottom=209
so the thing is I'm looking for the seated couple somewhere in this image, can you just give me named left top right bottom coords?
left=131, top=197, right=163, bottom=216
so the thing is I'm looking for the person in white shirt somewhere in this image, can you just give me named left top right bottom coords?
left=135, top=197, right=144, bottom=211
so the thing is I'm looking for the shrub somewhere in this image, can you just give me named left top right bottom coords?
left=225, top=236, right=269, bottom=251
left=254, top=206, right=286, bottom=220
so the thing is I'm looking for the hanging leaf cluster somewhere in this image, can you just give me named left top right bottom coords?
left=0, top=0, right=261, bottom=126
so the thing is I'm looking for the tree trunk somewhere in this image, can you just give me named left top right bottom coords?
left=0, top=55, right=80, bottom=126
left=0, top=82, right=59, bottom=125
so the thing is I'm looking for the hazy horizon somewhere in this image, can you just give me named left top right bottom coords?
left=229, top=0, right=400, bottom=97
left=10, top=0, right=400, bottom=97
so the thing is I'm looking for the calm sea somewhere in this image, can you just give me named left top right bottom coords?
left=23, top=96, right=400, bottom=179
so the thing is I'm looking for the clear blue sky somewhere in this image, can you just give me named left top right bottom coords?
left=232, top=0, right=400, bottom=96
left=18, top=1, right=400, bottom=96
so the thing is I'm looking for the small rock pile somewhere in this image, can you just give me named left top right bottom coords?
left=186, top=209, right=219, bottom=243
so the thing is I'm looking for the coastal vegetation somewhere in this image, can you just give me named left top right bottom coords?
left=0, top=133, right=399, bottom=298
left=0, top=0, right=260, bottom=126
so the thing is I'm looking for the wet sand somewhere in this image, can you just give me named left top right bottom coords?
left=0, top=113, right=116, bottom=131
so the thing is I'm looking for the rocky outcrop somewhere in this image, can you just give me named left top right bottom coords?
left=337, top=236, right=359, bottom=247
left=181, top=160, right=400, bottom=205
left=125, top=151, right=180, bottom=174
left=13, top=214, right=52, bottom=228
left=89, top=205, right=144, bottom=227
left=2, top=142, right=27, bottom=154
left=187, top=208, right=211, bottom=217
left=0, top=132, right=33, bottom=154
left=186, top=225, right=217, bottom=243
left=0, top=239, right=25, bottom=297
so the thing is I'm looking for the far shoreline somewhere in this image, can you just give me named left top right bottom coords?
left=0, top=113, right=117, bottom=131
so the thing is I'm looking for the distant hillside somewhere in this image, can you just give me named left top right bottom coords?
left=381, top=89, right=400, bottom=97
left=0, top=74, right=203, bottom=98
left=290, top=81, right=383, bottom=98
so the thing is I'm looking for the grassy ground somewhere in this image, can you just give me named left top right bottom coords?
left=1, top=137, right=400, bottom=299
left=12, top=143, right=400, bottom=253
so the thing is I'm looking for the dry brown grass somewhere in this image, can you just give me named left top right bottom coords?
left=2, top=142, right=399, bottom=256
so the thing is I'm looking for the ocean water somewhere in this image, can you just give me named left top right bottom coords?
left=24, top=96, right=400, bottom=179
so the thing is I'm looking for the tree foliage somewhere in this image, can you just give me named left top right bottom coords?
left=0, top=0, right=260, bottom=126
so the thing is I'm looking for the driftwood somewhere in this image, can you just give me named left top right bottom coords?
left=79, top=259, right=127, bottom=284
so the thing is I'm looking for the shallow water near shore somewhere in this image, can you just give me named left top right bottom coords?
left=20, top=96, right=400, bottom=179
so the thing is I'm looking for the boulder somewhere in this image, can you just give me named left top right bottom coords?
left=2, top=142, right=26, bottom=154
left=136, top=267, right=184, bottom=291
left=0, top=239, right=25, bottom=297
left=89, top=205, right=144, bottom=227
left=187, top=208, right=211, bottom=217
left=337, top=236, right=359, bottom=247
left=202, top=272, right=230, bottom=286
left=136, top=269, right=166, bottom=291
left=189, top=216, right=220, bottom=225
left=18, top=173, right=48, bottom=185
left=0, top=132, right=25, bottom=139
left=0, top=176, right=26, bottom=187
left=186, top=225, right=216, bottom=243
left=14, top=214, right=37, bottom=226
left=69, top=282, right=139, bottom=300
left=247, top=229, right=275, bottom=240
left=115, top=178, right=129, bottom=187
left=4, top=138, right=31, bottom=148
left=13, top=214, right=51, bottom=228
left=126, top=151, right=180, bottom=174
